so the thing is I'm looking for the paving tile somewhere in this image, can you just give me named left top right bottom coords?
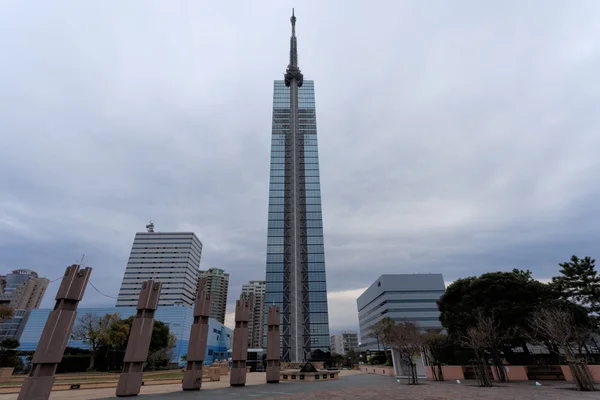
left=0, top=371, right=596, bottom=400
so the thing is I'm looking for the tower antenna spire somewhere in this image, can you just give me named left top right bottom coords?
left=285, top=9, right=303, bottom=86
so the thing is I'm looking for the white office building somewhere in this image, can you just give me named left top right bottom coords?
left=330, top=330, right=359, bottom=355
left=357, top=274, right=445, bottom=352
left=116, top=224, right=202, bottom=308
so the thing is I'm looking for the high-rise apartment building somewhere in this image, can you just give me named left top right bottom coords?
left=240, top=280, right=266, bottom=349
left=116, top=224, right=202, bottom=308
left=330, top=331, right=359, bottom=355
left=0, top=269, right=48, bottom=341
left=357, top=274, right=445, bottom=352
left=198, top=268, right=229, bottom=324
left=264, top=11, right=330, bottom=362
left=0, top=269, right=49, bottom=310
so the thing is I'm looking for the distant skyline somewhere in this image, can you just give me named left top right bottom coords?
left=2, top=1, right=600, bottom=333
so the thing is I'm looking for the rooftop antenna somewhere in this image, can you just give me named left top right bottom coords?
left=146, top=221, right=155, bottom=232
left=284, top=8, right=303, bottom=87
left=77, top=254, right=86, bottom=267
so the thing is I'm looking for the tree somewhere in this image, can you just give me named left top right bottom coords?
left=459, top=311, right=508, bottom=387
left=438, top=269, right=557, bottom=351
left=71, top=313, right=122, bottom=371
left=0, top=338, right=20, bottom=370
left=95, top=317, right=130, bottom=370
left=118, top=317, right=175, bottom=367
left=552, top=255, right=600, bottom=314
left=422, top=329, right=448, bottom=381
left=0, top=337, right=19, bottom=350
left=310, top=349, right=326, bottom=361
left=368, top=317, right=395, bottom=352
left=149, top=320, right=172, bottom=355
left=387, top=321, right=422, bottom=385
left=147, top=333, right=177, bottom=370
left=104, top=320, right=130, bottom=351
left=331, top=352, right=344, bottom=367
left=344, top=349, right=358, bottom=367
left=309, top=349, right=334, bottom=368
left=0, top=307, right=13, bottom=323
left=529, top=307, right=595, bottom=391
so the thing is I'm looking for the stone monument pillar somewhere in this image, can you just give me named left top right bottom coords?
left=18, top=264, right=92, bottom=400
left=116, top=280, right=162, bottom=397
left=182, top=289, right=211, bottom=390
left=266, top=305, right=280, bottom=383
left=230, top=299, right=250, bottom=387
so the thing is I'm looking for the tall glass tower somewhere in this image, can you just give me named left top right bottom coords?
left=264, top=10, right=330, bottom=362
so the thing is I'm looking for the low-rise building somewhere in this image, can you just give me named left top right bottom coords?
left=19, top=305, right=232, bottom=365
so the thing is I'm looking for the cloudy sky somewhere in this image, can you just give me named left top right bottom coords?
left=1, top=1, right=600, bottom=334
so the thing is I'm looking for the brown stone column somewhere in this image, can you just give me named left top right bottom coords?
left=230, top=299, right=250, bottom=387
left=116, top=280, right=162, bottom=397
left=18, top=264, right=92, bottom=400
left=266, top=305, right=280, bottom=383
left=182, top=289, right=211, bottom=390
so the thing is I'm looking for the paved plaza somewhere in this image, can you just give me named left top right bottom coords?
left=0, top=371, right=595, bottom=399
left=126, top=375, right=597, bottom=400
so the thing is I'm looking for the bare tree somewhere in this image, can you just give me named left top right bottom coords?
left=368, top=317, right=395, bottom=355
left=422, top=329, right=447, bottom=381
left=388, top=321, right=422, bottom=384
left=529, top=308, right=595, bottom=391
left=459, top=310, right=503, bottom=387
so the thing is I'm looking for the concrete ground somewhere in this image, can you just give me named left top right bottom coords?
left=0, top=370, right=596, bottom=399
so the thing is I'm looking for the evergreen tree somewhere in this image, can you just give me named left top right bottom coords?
left=552, top=255, right=600, bottom=314
left=0, top=338, right=20, bottom=369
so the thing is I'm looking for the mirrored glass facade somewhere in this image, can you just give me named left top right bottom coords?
left=264, top=80, right=330, bottom=361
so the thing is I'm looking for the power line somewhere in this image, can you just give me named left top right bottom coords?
left=88, top=280, right=118, bottom=299
left=47, top=275, right=118, bottom=299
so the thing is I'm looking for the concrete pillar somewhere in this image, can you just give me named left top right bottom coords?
left=182, top=289, right=211, bottom=390
left=266, top=306, right=280, bottom=383
left=230, top=299, right=250, bottom=387
left=391, top=348, right=402, bottom=378
left=116, top=280, right=162, bottom=397
left=18, top=264, right=92, bottom=400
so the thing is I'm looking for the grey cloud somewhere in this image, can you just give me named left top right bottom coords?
left=1, top=1, right=600, bottom=330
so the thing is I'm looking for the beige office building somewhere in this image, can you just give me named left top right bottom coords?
left=240, top=280, right=266, bottom=349
left=0, top=269, right=49, bottom=310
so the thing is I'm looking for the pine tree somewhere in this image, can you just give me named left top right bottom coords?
left=552, top=255, right=600, bottom=314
